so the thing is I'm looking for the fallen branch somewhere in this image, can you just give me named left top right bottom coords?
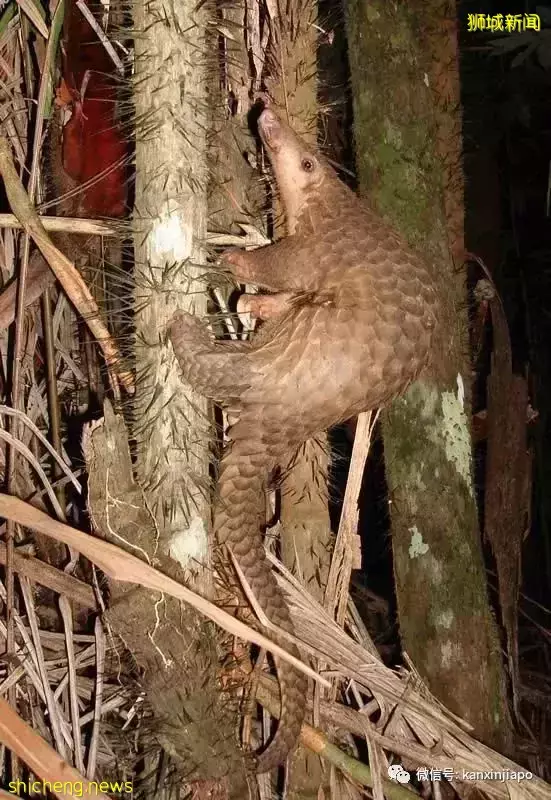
left=0, top=213, right=117, bottom=235
left=255, top=675, right=416, bottom=800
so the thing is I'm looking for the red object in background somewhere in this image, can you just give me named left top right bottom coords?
left=57, top=0, right=128, bottom=218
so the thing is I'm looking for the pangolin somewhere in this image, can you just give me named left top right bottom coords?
left=169, top=105, right=439, bottom=773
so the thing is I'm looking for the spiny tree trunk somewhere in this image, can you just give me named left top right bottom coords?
left=132, top=0, right=211, bottom=560
left=344, top=0, right=512, bottom=752
left=130, top=0, right=246, bottom=785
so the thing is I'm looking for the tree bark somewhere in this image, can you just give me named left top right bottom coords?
left=132, top=0, right=211, bottom=568
left=344, top=0, right=512, bottom=752
left=129, top=0, right=246, bottom=785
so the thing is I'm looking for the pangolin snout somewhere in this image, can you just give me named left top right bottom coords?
left=258, top=109, right=282, bottom=152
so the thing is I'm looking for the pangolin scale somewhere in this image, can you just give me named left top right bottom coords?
left=169, top=106, right=439, bottom=773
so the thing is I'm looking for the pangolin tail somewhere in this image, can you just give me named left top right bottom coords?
left=215, top=436, right=308, bottom=773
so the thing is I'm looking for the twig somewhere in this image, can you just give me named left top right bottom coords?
left=0, top=541, right=96, bottom=608
left=0, top=696, right=110, bottom=800
left=19, top=577, right=69, bottom=757
left=76, top=1, right=124, bottom=74
left=53, top=644, right=97, bottom=702
left=324, top=410, right=379, bottom=626
left=79, top=693, right=127, bottom=727
left=255, top=678, right=417, bottom=800
left=0, top=0, right=62, bottom=749
left=0, top=430, right=65, bottom=518
left=0, top=406, right=81, bottom=491
left=0, top=626, right=47, bottom=705
left=0, top=213, right=118, bottom=235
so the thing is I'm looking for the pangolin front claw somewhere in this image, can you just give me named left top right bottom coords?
left=218, top=247, right=255, bottom=282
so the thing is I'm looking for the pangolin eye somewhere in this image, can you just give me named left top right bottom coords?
left=301, top=156, right=315, bottom=172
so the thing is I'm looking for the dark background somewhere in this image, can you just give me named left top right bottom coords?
left=460, top=0, right=551, bottom=613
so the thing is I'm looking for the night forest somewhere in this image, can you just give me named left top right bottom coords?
left=0, top=0, right=550, bottom=797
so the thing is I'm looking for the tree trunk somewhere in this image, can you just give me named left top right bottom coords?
left=130, top=0, right=246, bottom=786
left=344, top=0, right=512, bottom=752
left=133, top=0, right=210, bottom=566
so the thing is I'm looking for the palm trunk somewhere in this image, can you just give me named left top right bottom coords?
left=130, top=0, right=247, bottom=783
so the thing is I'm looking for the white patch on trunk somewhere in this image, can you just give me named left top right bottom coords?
left=456, top=372, right=465, bottom=408
left=434, top=609, right=454, bottom=629
left=441, top=640, right=456, bottom=667
left=408, top=526, right=429, bottom=558
left=439, top=389, right=473, bottom=494
left=168, top=515, right=209, bottom=567
left=149, top=200, right=192, bottom=261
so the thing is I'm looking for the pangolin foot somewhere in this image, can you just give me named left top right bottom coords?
left=169, top=309, right=213, bottom=354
